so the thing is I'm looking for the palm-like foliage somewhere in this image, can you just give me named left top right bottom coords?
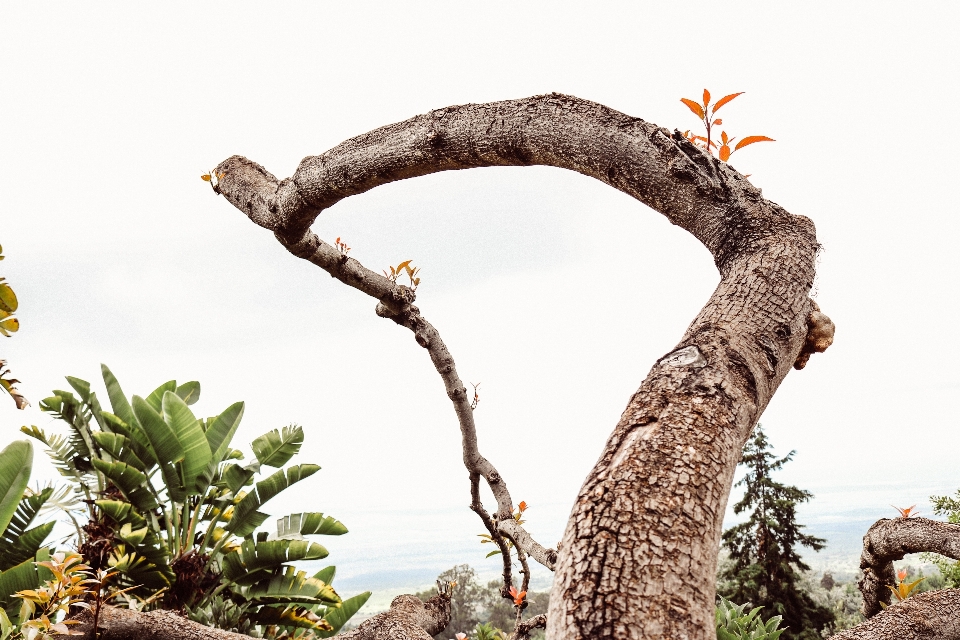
left=23, top=366, right=369, bottom=636
left=0, top=441, right=56, bottom=623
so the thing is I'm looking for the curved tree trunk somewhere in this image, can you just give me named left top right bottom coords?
left=211, top=94, right=833, bottom=639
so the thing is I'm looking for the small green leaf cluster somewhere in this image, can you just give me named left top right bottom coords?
left=21, top=365, right=369, bottom=637
left=715, top=596, right=784, bottom=640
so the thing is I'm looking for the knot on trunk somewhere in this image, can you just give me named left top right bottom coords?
left=794, top=300, right=835, bottom=369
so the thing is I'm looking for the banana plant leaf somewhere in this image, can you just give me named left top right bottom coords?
left=315, top=592, right=372, bottom=638
left=0, top=441, right=33, bottom=536
left=144, top=381, right=176, bottom=412
left=245, top=566, right=341, bottom=607
left=0, top=548, right=49, bottom=613
left=226, top=465, right=320, bottom=537
left=249, top=604, right=333, bottom=631
left=204, top=402, right=244, bottom=467
left=65, top=376, right=107, bottom=432
left=101, top=365, right=141, bottom=433
left=273, top=513, right=348, bottom=540
left=92, top=432, right=148, bottom=471
left=90, top=459, right=159, bottom=512
left=100, top=413, right=157, bottom=470
left=251, top=426, right=304, bottom=469
left=161, top=392, right=212, bottom=496
left=175, top=381, right=201, bottom=406
left=0, top=487, right=54, bottom=571
left=221, top=539, right=330, bottom=585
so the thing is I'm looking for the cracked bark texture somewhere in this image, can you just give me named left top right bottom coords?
left=832, top=589, right=960, bottom=640
left=858, top=517, right=960, bottom=617
left=211, top=94, right=832, bottom=640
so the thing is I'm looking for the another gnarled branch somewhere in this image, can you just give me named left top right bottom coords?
left=833, top=589, right=960, bottom=640
left=858, top=517, right=960, bottom=617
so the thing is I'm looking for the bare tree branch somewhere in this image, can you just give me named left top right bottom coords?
left=338, top=582, right=452, bottom=640
left=212, top=93, right=832, bottom=639
left=858, top=517, right=960, bottom=617
left=832, top=589, right=960, bottom=640
left=510, top=613, right=547, bottom=640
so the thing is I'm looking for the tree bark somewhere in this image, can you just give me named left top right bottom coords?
left=210, top=94, right=833, bottom=639
left=832, top=589, right=960, bottom=640
left=59, top=606, right=254, bottom=640
left=858, top=517, right=960, bottom=617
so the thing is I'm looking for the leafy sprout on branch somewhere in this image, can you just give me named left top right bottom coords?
left=383, top=260, right=421, bottom=290
left=680, top=89, right=775, bottom=162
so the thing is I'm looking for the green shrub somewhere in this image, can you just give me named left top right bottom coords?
left=716, top=596, right=785, bottom=640
left=23, top=365, right=368, bottom=637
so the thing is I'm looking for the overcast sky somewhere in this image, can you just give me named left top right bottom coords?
left=1, top=2, right=958, bottom=594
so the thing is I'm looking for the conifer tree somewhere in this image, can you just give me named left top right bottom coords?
left=718, top=424, right=834, bottom=640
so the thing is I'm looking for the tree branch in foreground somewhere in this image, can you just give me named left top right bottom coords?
left=211, top=93, right=833, bottom=639
left=832, top=589, right=960, bottom=640
left=858, top=517, right=960, bottom=617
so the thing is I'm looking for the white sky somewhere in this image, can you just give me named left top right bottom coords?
left=1, top=2, right=958, bottom=594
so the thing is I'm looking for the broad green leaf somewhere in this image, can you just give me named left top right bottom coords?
left=0, top=487, right=53, bottom=571
left=162, top=392, right=211, bottom=495
left=132, top=395, right=184, bottom=466
left=252, top=425, right=304, bottom=468
left=0, top=441, right=33, bottom=536
left=0, top=522, right=55, bottom=571
left=0, top=556, right=40, bottom=607
left=92, top=433, right=148, bottom=471
left=250, top=605, right=333, bottom=632
left=145, top=381, right=176, bottom=412
left=65, top=376, right=107, bottom=432
left=246, top=566, right=341, bottom=607
left=95, top=500, right=148, bottom=528
left=275, top=513, right=348, bottom=539
left=313, top=565, right=335, bottom=585
left=221, top=539, right=329, bottom=585
left=91, top=459, right=159, bottom=512
left=175, top=381, right=201, bottom=405
left=227, top=465, right=320, bottom=536
left=205, top=402, right=245, bottom=464
left=222, top=463, right=257, bottom=495
left=101, top=365, right=140, bottom=431
left=118, top=523, right=148, bottom=545
left=98, top=416, right=156, bottom=469
left=316, top=592, right=371, bottom=638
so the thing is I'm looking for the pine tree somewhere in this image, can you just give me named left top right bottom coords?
left=718, top=425, right=834, bottom=640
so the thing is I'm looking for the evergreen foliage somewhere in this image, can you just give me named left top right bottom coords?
left=718, top=425, right=834, bottom=640
left=923, top=488, right=960, bottom=587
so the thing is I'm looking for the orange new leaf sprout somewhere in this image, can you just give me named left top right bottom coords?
left=887, top=570, right=924, bottom=603
left=892, top=504, right=919, bottom=518
left=680, top=89, right=774, bottom=163
left=513, top=500, right=528, bottom=525
left=334, top=236, right=351, bottom=255
left=383, top=260, right=421, bottom=290
left=509, top=585, right=527, bottom=607
left=201, top=171, right=225, bottom=187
